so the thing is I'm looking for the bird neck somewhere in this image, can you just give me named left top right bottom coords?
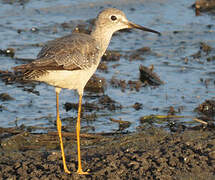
left=91, top=26, right=114, bottom=57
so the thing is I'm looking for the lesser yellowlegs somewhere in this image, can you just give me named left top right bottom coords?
left=14, top=8, right=160, bottom=174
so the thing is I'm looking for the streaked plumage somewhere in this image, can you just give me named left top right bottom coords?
left=15, top=34, right=99, bottom=78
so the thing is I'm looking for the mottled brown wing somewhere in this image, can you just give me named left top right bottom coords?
left=36, top=33, right=100, bottom=70
left=14, top=33, right=100, bottom=72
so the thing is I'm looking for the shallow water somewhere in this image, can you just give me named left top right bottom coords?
left=0, top=0, right=214, bottom=133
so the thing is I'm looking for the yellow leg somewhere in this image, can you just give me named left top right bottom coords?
left=56, top=91, right=71, bottom=174
left=76, top=95, right=89, bottom=175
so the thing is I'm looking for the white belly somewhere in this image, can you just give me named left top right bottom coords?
left=36, top=65, right=97, bottom=94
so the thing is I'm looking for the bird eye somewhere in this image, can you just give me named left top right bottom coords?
left=110, top=15, right=117, bottom=21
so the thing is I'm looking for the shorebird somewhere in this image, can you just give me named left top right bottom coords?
left=13, top=8, right=160, bottom=174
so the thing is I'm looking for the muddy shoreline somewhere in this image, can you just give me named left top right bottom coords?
left=0, top=125, right=214, bottom=179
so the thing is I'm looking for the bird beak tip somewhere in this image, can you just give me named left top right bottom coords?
left=128, top=22, right=161, bottom=36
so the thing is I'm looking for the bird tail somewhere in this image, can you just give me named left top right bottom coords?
left=13, top=64, right=48, bottom=81
left=13, top=64, right=31, bottom=80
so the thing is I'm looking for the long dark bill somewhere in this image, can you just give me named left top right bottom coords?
left=128, top=22, right=161, bottom=36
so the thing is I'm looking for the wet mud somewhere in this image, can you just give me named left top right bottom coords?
left=194, top=0, right=215, bottom=15
left=0, top=125, right=215, bottom=179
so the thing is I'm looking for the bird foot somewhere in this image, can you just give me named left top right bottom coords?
left=64, top=168, right=71, bottom=174
left=77, top=169, right=90, bottom=175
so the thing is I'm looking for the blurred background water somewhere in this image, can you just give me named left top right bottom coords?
left=0, top=0, right=214, bottom=133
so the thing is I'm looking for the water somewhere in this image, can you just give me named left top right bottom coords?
left=0, top=0, right=214, bottom=133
